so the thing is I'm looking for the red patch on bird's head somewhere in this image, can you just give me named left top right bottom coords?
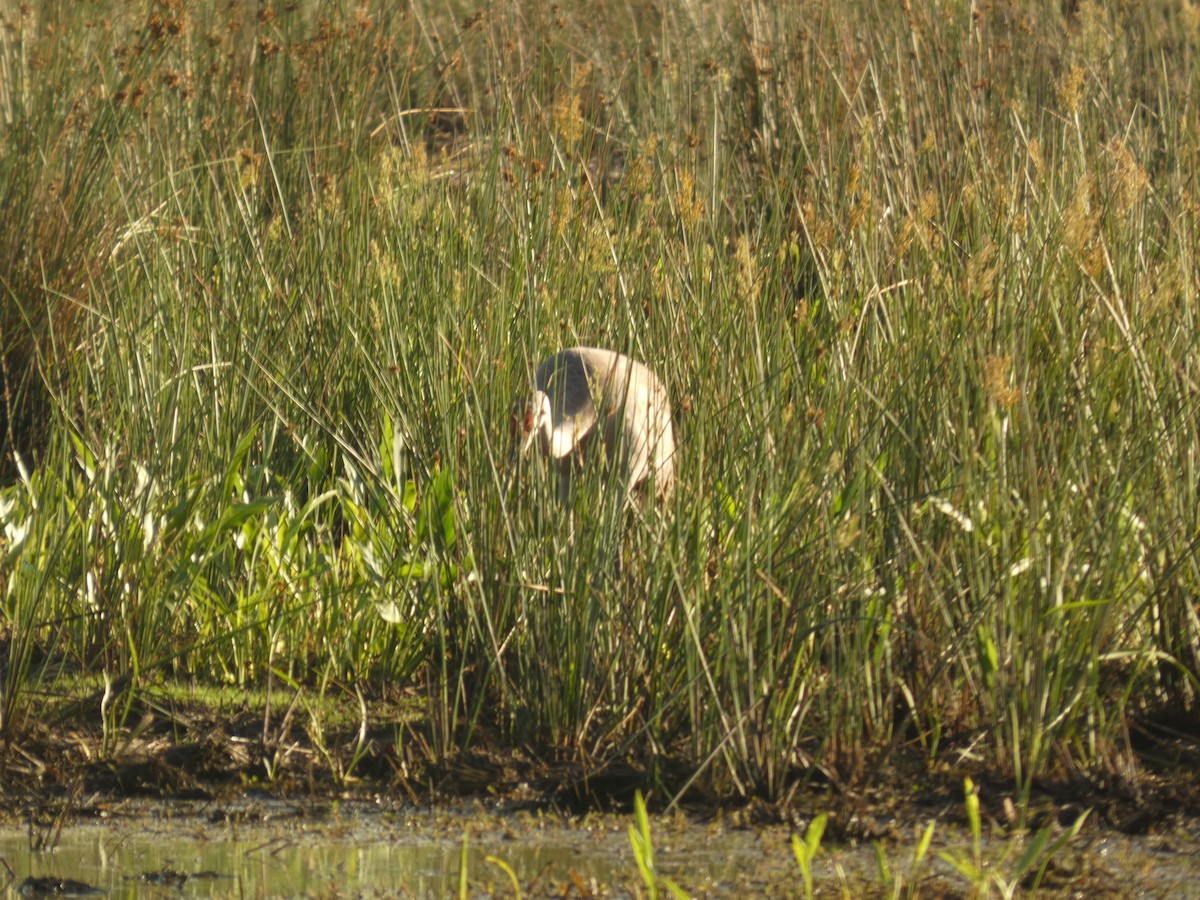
left=510, top=400, right=534, bottom=444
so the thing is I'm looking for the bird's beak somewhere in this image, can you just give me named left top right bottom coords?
left=502, top=440, right=522, bottom=501
left=519, top=426, right=537, bottom=456
left=503, top=401, right=537, bottom=503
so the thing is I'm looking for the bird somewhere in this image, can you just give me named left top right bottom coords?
left=509, top=347, right=675, bottom=507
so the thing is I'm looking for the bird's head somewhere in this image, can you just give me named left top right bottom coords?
left=510, top=390, right=552, bottom=457
left=503, top=391, right=552, bottom=502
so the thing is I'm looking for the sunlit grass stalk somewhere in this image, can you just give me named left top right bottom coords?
left=0, top=0, right=1195, bottom=808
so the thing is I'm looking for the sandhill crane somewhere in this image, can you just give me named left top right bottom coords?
left=510, top=347, right=675, bottom=507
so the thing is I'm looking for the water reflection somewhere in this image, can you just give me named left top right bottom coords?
left=2, top=801, right=1197, bottom=898
left=2, top=801, right=786, bottom=897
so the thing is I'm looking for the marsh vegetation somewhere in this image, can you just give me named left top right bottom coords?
left=1, top=0, right=1198, bottom=867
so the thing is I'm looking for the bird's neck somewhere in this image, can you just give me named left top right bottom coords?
left=546, top=420, right=576, bottom=459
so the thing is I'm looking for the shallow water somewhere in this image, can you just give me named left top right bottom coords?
left=2, top=800, right=1198, bottom=898
left=3, top=801, right=790, bottom=898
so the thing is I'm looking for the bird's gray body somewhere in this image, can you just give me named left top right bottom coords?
left=516, top=347, right=675, bottom=506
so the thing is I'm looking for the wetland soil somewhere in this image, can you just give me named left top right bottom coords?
left=4, top=689, right=1199, bottom=850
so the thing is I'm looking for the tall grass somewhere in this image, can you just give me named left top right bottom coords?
left=1, top=0, right=1197, bottom=806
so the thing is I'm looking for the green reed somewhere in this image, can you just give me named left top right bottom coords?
left=0, top=0, right=1196, bottom=809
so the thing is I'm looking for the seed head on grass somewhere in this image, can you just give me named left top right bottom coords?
left=897, top=191, right=939, bottom=256
left=236, top=146, right=262, bottom=190
left=966, top=239, right=999, bottom=300
left=734, top=235, right=759, bottom=303
left=624, top=154, right=652, bottom=195
left=571, top=60, right=593, bottom=91
left=1104, top=138, right=1150, bottom=215
left=799, top=201, right=835, bottom=254
left=552, top=91, right=584, bottom=144
left=1055, top=63, right=1087, bottom=116
left=1184, top=5, right=1200, bottom=46
left=674, top=169, right=703, bottom=229
left=1025, top=137, right=1044, bottom=179
left=984, top=355, right=1020, bottom=409
left=846, top=163, right=861, bottom=197
left=1063, top=173, right=1104, bottom=277
left=1068, top=2, right=1114, bottom=67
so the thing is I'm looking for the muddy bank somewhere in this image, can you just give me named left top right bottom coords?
left=0, top=689, right=1198, bottom=896
left=6, top=692, right=1200, bottom=848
